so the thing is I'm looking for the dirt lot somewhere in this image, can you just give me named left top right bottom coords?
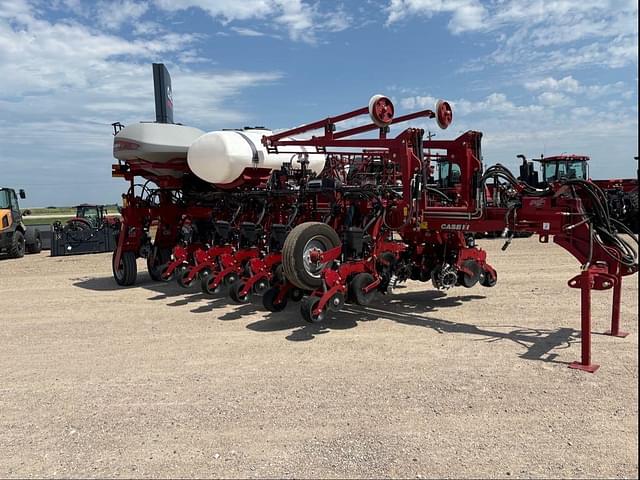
left=0, top=237, right=637, bottom=478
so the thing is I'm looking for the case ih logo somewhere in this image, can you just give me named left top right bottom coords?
left=441, top=223, right=470, bottom=231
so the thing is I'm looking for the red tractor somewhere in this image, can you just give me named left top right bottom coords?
left=66, top=204, right=120, bottom=230
left=518, top=154, right=638, bottom=233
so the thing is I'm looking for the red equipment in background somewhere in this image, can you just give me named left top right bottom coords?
left=518, top=154, right=639, bottom=233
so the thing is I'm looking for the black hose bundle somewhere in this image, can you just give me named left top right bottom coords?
left=481, top=164, right=554, bottom=197
left=482, top=163, right=637, bottom=268
left=562, top=179, right=638, bottom=268
left=424, top=186, right=453, bottom=204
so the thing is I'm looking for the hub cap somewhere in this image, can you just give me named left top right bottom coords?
left=303, top=236, right=331, bottom=279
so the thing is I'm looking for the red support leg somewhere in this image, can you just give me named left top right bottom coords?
left=569, top=269, right=600, bottom=373
left=605, top=274, right=629, bottom=338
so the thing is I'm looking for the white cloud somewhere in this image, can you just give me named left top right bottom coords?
left=529, top=35, right=639, bottom=72
left=401, top=92, right=544, bottom=117
left=0, top=15, right=198, bottom=96
left=397, top=89, right=638, bottom=180
left=571, top=106, right=594, bottom=117
left=230, top=26, right=266, bottom=37
left=399, top=95, right=437, bottom=110
left=525, top=76, right=628, bottom=99
left=0, top=3, right=280, bottom=120
left=537, top=91, right=573, bottom=107
left=96, top=0, right=149, bottom=30
left=525, top=76, right=581, bottom=93
left=456, top=93, right=545, bottom=115
left=0, top=2, right=282, bottom=205
left=386, top=0, right=487, bottom=33
left=389, top=0, right=638, bottom=73
left=153, top=0, right=350, bottom=43
left=153, top=0, right=275, bottom=22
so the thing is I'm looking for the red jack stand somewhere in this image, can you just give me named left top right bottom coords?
left=605, top=273, right=629, bottom=338
left=567, top=265, right=619, bottom=373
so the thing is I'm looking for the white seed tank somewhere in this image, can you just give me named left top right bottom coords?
left=187, top=128, right=325, bottom=186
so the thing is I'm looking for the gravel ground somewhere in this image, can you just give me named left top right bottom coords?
left=0, top=237, right=637, bottom=479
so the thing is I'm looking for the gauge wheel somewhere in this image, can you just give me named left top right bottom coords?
left=262, top=287, right=288, bottom=312
left=349, top=272, right=376, bottom=306
left=300, top=296, right=326, bottom=324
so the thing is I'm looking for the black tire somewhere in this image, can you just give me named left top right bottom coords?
left=300, top=296, right=325, bottom=323
left=147, top=247, right=171, bottom=281
left=66, top=218, right=91, bottom=230
left=198, top=267, right=212, bottom=281
left=201, top=275, right=223, bottom=296
left=273, top=264, right=285, bottom=283
left=263, top=287, right=288, bottom=312
left=176, top=267, right=194, bottom=288
left=8, top=230, right=25, bottom=258
left=282, top=222, right=341, bottom=291
left=480, top=269, right=497, bottom=287
left=459, top=260, right=481, bottom=288
left=26, top=234, right=42, bottom=254
left=252, top=277, right=270, bottom=295
left=224, top=272, right=239, bottom=286
left=327, top=292, right=345, bottom=312
left=112, top=251, right=137, bottom=286
left=349, top=272, right=376, bottom=306
left=289, top=287, right=305, bottom=302
left=229, top=281, right=250, bottom=303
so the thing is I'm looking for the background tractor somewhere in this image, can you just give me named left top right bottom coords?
left=0, top=187, right=42, bottom=258
left=519, top=154, right=639, bottom=233
left=50, top=203, right=121, bottom=256
left=65, top=204, right=120, bottom=230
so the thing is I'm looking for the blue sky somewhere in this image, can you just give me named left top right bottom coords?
left=0, top=0, right=637, bottom=206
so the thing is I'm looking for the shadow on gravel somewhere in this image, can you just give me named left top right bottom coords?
left=75, top=276, right=580, bottom=366
left=246, top=290, right=580, bottom=366
left=74, top=275, right=263, bottom=314
left=74, top=274, right=205, bottom=300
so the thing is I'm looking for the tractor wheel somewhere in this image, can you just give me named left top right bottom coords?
left=112, top=251, right=137, bottom=286
left=229, top=281, right=250, bottom=304
left=349, top=272, right=376, bottom=306
left=480, top=269, right=497, bottom=287
left=201, top=275, right=223, bottom=296
left=66, top=218, right=91, bottom=230
left=282, top=222, right=341, bottom=291
left=8, top=230, right=25, bottom=258
left=26, top=233, right=42, bottom=254
left=262, top=287, right=288, bottom=312
left=300, top=296, right=325, bottom=324
left=147, top=247, right=171, bottom=281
